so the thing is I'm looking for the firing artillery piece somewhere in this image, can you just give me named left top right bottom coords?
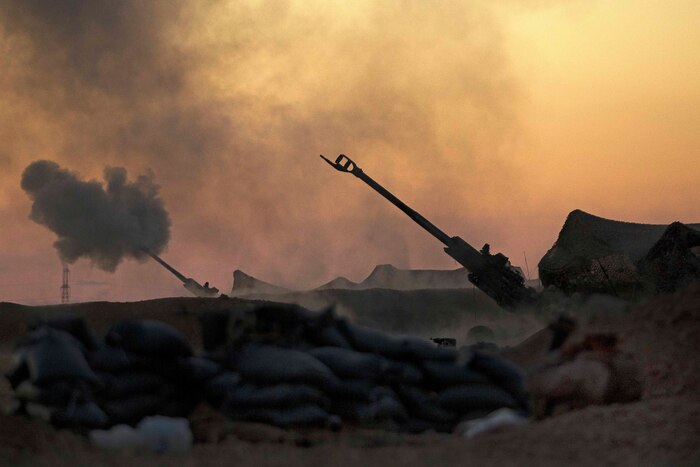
left=321, top=154, right=537, bottom=310
left=143, top=249, right=220, bottom=298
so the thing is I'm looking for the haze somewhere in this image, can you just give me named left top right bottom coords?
left=1, top=0, right=698, bottom=304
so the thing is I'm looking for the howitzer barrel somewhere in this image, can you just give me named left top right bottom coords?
left=321, top=154, right=536, bottom=310
left=142, top=248, right=220, bottom=298
left=321, top=155, right=452, bottom=246
left=143, top=249, right=188, bottom=283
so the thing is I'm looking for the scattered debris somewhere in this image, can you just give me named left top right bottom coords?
left=526, top=332, right=642, bottom=419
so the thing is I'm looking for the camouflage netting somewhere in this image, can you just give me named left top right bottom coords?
left=639, top=222, right=700, bottom=294
left=538, top=210, right=700, bottom=295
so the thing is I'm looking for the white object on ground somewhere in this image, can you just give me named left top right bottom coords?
left=89, top=416, right=192, bottom=453
left=459, top=408, right=528, bottom=438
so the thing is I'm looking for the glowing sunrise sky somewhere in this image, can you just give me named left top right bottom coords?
left=0, top=0, right=698, bottom=304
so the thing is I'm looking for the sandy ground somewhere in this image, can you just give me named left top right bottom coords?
left=1, top=284, right=699, bottom=466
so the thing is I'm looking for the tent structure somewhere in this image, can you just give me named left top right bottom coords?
left=538, top=210, right=700, bottom=294
left=231, top=264, right=475, bottom=297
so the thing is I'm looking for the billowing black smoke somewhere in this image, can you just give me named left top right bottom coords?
left=21, top=160, right=170, bottom=271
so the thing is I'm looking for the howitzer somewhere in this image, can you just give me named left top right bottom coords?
left=321, top=154, right=537, bottom=310
left=143, top=248, right=220, bottom=298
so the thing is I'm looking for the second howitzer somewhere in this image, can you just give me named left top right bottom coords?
left=143, top=248, right=220, bottom=298
left=321, top=154, right=537, bottom=310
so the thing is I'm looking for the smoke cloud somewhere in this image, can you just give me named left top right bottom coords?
left=0, top=0, right=539, bottom=300
left=21, top=160, right=170, bottom=272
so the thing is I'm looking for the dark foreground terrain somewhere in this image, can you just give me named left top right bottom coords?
left=1, top=284, right=699, bottom=466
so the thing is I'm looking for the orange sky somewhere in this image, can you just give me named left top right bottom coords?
left=1, top=0, right=698, bottom=304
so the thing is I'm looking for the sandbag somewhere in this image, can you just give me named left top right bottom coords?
left=90, top=416, right=193, bottom=454
left=246, top=304, right=313, bottom=346
left=400, top=337, right=457, bottom=362
left=101, top=394, right=165, bottom=425
left=234, top=345, right=339, bottom=390
left=15, top=380, right=91, bottom=406
left=338, top=322, right=406, bottom=359
left=51, top=401, right=110, bottom=430
left=205, top=372, right=242, bottom=407
left=390, top=361, right=423, bottom=385
left=468, top=351, right=527, bottom=406
left=106, top=319, right=192, bottom=358
left=312, top=324, right=353, bottom=349
left=304, top=308, right=353, bottom=349
left=438, top=384, right=519, bottom=414
left=31, top=316, right=100, bottom=351
left=325, top=378, right=376, bottom=402
left=24, top=329, right=98, bottom=385
left=362, top=394, right=407, bottom=422
left=17, top=326, right=87, bottom=353
left=175, top=357, right=222, bottom=385
left=89, top=346, right=144, bottom=373
left=198, top=310, right=230, bottom=351
left=420, top=361, right=491, bottom=389
left=136, top=358, right=181, bottom=381
left=98, top=372, right=166, bottom=400
left=333, top=394, right=407, bottom=423
left=308, top=347, right=390, bottom=381
left=5, top=349, right=29, bottom=389
left=395, top=385, right=455, bottom=423
left=254, top=304, right=313, bottom=330
left=158, top=380, right=196, bottom=403
left=24, top=402, right=54, bottom=422
left=233, top=404, right=331, bottom=428
left=220, top=383, right=329, bottom=410
left=338, top=322, right=455, bottom=362
left=158, top=395, right=199, bottom=419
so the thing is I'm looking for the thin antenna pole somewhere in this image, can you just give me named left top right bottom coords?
left=595, top=258, right=618, bottom=297
left=523, top=251, right=531, bottom=281
left=61, top=265, right=70, bottom=304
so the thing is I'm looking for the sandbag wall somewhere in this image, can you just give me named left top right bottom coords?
left=6, top=317, right=220, bottom=432
left=200, top=305, right=529, bottom=432
left=6, top=305, right=529, bottom=434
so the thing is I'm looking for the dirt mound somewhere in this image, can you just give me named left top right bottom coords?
left=620, top=282, right=700, bottom=399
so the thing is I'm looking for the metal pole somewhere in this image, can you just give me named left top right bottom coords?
left=321, top=154, right=452, bottom=246
left=523, top=251, right=531, bottom=281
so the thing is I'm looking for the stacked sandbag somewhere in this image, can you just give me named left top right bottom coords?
left=7, top=317, right=221, bottom=432
left=201, top=304, right=530, bottom=432
left=93, top=319, right=219, bottom=425
left=205, top=345, right=338, bottom=428
left=6, top=319, right=108, bottom=431
left=7, top=307, right=529, bottom=434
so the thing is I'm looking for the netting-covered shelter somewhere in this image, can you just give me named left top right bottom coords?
left=538, top=210, right=700, bottom=294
